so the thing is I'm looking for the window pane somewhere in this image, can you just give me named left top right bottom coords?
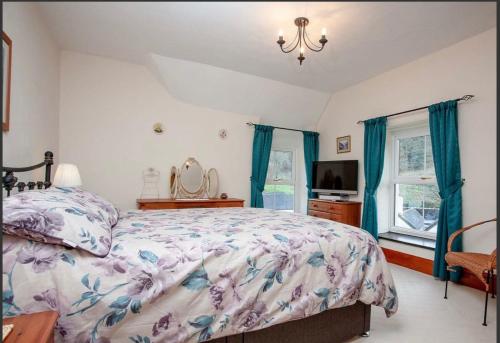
left=398, top=136, right=425, bottom=176
left=425, top=135, right=435, bottom=174
left=266, top=151, right=293, bottom=182
left=266, top=151, right=277, bottom=181
left=263, top=184, right=294, bottom=211
left=263, top=184, right=275, bottom=209
left=274, top=151, right=293, bottom=182
left=263, top=150, right=295, bottom=211
left=423, top=184, right=440, bottom=209
left=394, top=184, right=440, bottom=235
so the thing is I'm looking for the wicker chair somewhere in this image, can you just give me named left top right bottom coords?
left=444, top=218, right=497, bottom=326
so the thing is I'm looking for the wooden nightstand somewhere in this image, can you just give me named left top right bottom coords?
left=137, top=198, right=245, bottom=210
left=3, top=311, right=58, bottom=343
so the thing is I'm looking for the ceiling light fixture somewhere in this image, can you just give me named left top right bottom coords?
left=277, top=17, right=327, bottom=65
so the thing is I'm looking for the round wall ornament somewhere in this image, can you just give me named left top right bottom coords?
left=218, top=129, right=227, bottom=139
left=153, top=123, right=164, bottom=134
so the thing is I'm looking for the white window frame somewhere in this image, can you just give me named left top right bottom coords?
left=389, top=124, right=438, bottom=240
left=264, top=148, right=296, bottom=212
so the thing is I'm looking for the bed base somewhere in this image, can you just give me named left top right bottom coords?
left=211, top=302, right=370, bottom=343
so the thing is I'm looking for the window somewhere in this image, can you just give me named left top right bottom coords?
left=263, top=150, right=295, bottom=211
left=390, top=126, right=440, bottom=239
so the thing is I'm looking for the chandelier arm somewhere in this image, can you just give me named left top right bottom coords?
left=299, top=25, right=303, bottom=50
left=276, top=17, right=326, bottom=65
left=281, top=29, right=300, bottom=53
left=303, top=37, right=324, bottom=52
left=304, top=29, right=324, bottom=50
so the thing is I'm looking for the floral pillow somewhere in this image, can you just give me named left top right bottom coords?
left=2, top=187, right=119, bottom=257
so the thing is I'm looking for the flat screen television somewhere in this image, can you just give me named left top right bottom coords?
left=312, top=160, right=358, bottom=195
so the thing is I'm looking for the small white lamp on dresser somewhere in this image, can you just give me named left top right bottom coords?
left=53, top=164, right=82, bottom=187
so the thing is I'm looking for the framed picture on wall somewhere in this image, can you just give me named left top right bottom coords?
left=3, top=31, right=12, bottom=132
left=337, top=135, right=351, bottom=153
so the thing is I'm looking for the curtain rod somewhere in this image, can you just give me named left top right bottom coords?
left=356, top=94, right=474, bottom=125
left=246, top=122, right=309, bottom=133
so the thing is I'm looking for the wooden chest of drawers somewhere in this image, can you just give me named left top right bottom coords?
left=137, top=198, right=245, bottom=210
left=308, top=199, right=362, bottom=227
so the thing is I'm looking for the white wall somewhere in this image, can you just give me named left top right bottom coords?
left=316, top=29, right=496, bottom=257
left=2, top=3, right=60, bottom=179
left=59, top=51, right=258, bottom=210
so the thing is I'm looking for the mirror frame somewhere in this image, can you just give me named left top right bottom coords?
left=177, top=157, right=206, bottom=198
left=206, top=168, right=219, bottom=199
left=169, top=166, right=178, bottom=199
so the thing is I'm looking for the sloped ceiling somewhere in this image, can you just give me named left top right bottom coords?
left=147, top=54, right=330, bottom=129
left=37, top=2, right=496, bottom=128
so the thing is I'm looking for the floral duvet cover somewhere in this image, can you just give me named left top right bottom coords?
left=3, top=208, right=398, bottom=343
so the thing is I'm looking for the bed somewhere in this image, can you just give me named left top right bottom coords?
left=2, top=152, right=398, bottom=343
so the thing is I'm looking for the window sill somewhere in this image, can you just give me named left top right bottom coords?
left=379, top=232, right=436, bottom=251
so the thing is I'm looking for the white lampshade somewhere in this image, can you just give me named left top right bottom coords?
left=53, top=164, right=82, bottom=187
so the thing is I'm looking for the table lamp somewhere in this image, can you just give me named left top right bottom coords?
left=53, top=164, right=82, bottom=187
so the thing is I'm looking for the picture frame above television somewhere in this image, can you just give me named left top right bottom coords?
left=337, top=135, right=351, bottom=153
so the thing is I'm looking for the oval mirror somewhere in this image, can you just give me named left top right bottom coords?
left=169, top=166, right=178, bottom=199
left=207, top=168, right=219, bottom=199
left=179, top=158, right=204, bottom=195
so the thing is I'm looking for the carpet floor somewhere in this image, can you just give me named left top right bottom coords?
left=348, top=264, right=496, bottom=343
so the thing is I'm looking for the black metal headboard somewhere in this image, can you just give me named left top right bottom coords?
left=2, top=151, right=54, bottom=196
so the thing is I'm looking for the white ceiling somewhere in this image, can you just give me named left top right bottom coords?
left=36, top=2, right=495, bottom=128
left=38, top=2, right=495, bottom=93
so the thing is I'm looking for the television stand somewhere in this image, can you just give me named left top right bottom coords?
left=308, top=199, right=362, bottom=227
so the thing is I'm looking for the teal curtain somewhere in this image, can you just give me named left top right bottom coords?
left=361, top=117, right=387, bottom=238
left=303, top=131, right=320, bottom=199
left=429, top=100, right=463, bottom=282
left=250, top=125, right=274, bottom=208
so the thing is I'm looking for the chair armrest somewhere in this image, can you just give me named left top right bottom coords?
left=447, top=218, right=497, bottom=253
